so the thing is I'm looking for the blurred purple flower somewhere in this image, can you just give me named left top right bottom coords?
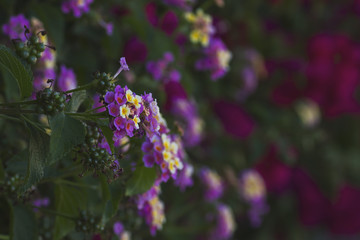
left=199, top=168, right=224, bottom=201
left=196, top=38, right=232, bottom=81
left=61, top=0, right=93, bottom=18
left=210, top=204, right=236, bottom=240
left=2, top=14, right=30, bottom=41
left=57, top=65, right=77, bottom=92
left=113, top=221, right=124, bottom=235
left=174, top=162, right=194, bottom=191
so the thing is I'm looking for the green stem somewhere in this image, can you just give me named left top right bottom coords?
left=0, top=114, right=22, bottom=122
left=0, top=108, right=38, bottom=115
left=65, top=112, right=107, bottom=118
left=64, top=82, right=95, bottom=94
left=84, top=105, right=106, bottom=113
left=0, top=100, right=37, bottom=107
left=40, top=208, right=76, bottom=220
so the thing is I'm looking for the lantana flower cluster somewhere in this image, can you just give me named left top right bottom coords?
left=142, top=134, right=184, bottom=183
left=199, top=168, right=224, bottom=201
left=185, top=9, right=215, bottom=47
left=135, top=185, right=166, bottom=236
left=146, top=52, right=181, bottom=83
left=211, top=204, right=236, bottom=240
left=239, top=169, right=268, bottom=227
left=195, top=38, right=232, bottom=81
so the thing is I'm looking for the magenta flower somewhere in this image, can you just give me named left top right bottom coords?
left=255, top=145, right=293, bottom=194
left=2, top=14, right=30, bottom=41
left=57, top=65, right=77, bottom=92
left=305, top=34, right=360, bottom=117
left=212, top=100, right=256, bottom=139
left=61, top=0, right=93, bottom=18
left=123, top=37, right=147, bottom=64
left=293, top=168, right=331, bottom=226
left=160, top=11, right=179, bottom=36
left=329, top=185, right=360, bottom=235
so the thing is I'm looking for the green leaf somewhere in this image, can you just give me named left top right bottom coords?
left=125, top=165, right=157, bottom=196
left=10, top=204, right=37, bottom=240
left=98, top=124, right=114, bottom=154
left=21, top=124, right=50, bottom=192
left=53, top=183, right=85, bottom=240
left=65, top=90, right=87, bottom=113
left=0, top=45, right=33, bottom=98
left=49, top=112, right=85, bottom=164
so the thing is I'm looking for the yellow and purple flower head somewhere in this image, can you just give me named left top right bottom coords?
left=199, top=168, right=224, bottom=201
left=142, top=133, right=184, bottom=183
left=184, top=9, right=215, bottom=47
left=211, top=204, right=236, bottom=240
left=196, top=38, right=232, bottom=80
left=239, top=169, right=268, bottom=227
left=135, top=185, right=166, bottom=236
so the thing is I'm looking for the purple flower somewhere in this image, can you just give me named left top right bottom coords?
left=125, top=120, right=135, bottom=137
left=199, top=168, right=224, bottom=201
left=61, top=0, right=93, bottom=18
left=99, top=21, right=113, bottom=36
left=143, top=154, right=155, bottom=167
left=113, top=221, right=124, bottom=235
left=104, top=92, right=115, bottom=104
left=113, top=57, right=130, bottom=79
left=108, top=102, right=120, bottom=117
left=147, top=52, right=181, bottom=83
left=2, top=14, right=30, bottom=41
left=171, top=99, right=203, bottom=147
left=92, top=95, right=106, bottom=113
left=195, top=38, right=232, bottom=81
left=174, top=162, right=194, bottom=191
left=57, top=65, right=77, bottom=92
left=33, top=68, right=56, bottom=92
left=211, top=204, right=236, bottom=240
left=239, top=169, right=268, bottom=227
left=114, top=117, right=126, bottom=130
left=134, top=185, right=165, bottom=235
